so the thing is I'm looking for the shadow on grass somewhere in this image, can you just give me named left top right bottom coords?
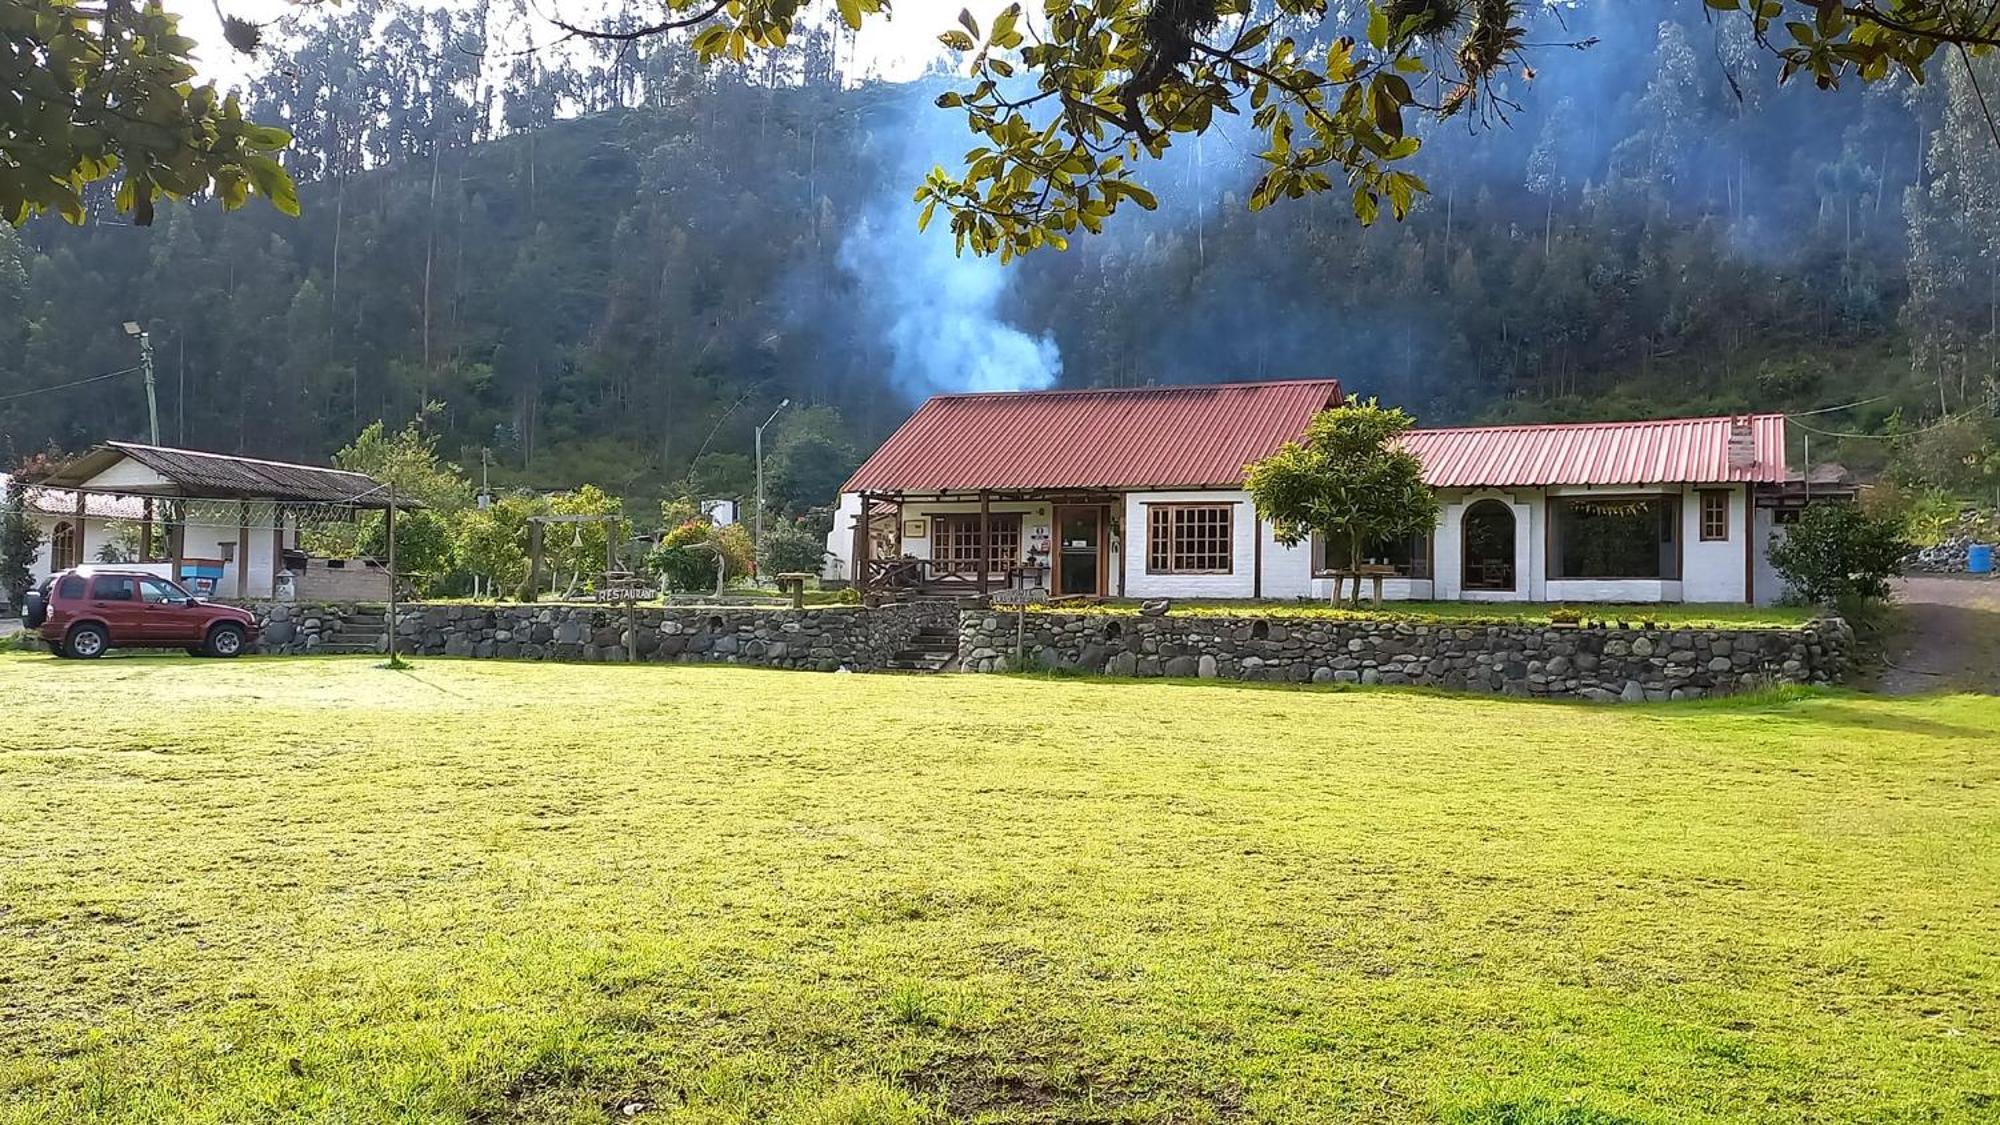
left=1736, top=700, right=1995, bottom=741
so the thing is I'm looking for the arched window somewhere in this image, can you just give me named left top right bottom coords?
left=49, top=521, right=79, bottom=571
left=1462, top=501, right=1515, bottom=592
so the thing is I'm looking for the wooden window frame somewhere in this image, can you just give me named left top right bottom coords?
left=930, top=513, right=1021, bottom=576
left=1145, top=503, right=1234, bottom=575
left=49, top=520, right=78, bottom=571
left=1698, top=489, right=1730, bottom=542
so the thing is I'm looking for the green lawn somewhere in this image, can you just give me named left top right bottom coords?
left=0, top=656, right=1994, bottom=1123
left=1044, top=600, right=1818, bottom=629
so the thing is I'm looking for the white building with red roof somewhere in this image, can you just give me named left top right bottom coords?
left=829, top=381, right=1803, bottom=606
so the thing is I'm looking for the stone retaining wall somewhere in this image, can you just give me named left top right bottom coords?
left=247, top=598, right=956, bottom=672
left=958, top=610, right=1851, bottom=700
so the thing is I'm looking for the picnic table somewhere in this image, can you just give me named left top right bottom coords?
left=774, top=572, right=815, bottom=609
left=1325, top=564, right=1399, bottom=606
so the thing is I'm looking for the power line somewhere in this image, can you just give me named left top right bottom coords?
left=0, top=365, right=142, bottom=405
left=1786, top=391, right=1895, bottom=418
left=1785, top=396, right=1998, bottom=440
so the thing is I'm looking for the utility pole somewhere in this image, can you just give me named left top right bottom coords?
left=754, top=398, right=790, bottom=580
left=123, top=321, right=159, bottom=444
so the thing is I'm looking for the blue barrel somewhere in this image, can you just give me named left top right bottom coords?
left=1970, top=543, right=1995, bottom=574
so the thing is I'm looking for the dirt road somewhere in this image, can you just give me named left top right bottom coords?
left=1873, top=575, right=2000, bottom=695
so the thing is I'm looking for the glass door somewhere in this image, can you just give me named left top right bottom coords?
left=1053, top=506, right=1104, bottom=597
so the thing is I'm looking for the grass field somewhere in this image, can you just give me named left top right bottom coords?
left=0, top=655, right=1995, bottom=1123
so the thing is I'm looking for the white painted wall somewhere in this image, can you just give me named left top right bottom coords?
left=824, top=492, right=861, bottom=581
left=1435, top=489, right=1538, bottom=602
left=80, top=460, right=172, bottom=491
left=1122, top=490, right=1257, bottom=599
left=1680, top=484, right=1751, bottom=603
left=826, top=482, right=1778, bottom=604
left=1753, top=508, right=1788, bottom=606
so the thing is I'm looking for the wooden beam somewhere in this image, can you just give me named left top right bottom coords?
left=978, top=491, right=991, bottom=595
left=857, top=493, right=874, bottom=600
left=1252, top=512, right=1263, bottom=599
left=72, top=489, right=85, bottom=567
left=236, top=501, right=250, bottom=599
left=140, top=498, right=154, bottom=562
left=1743, top=485, right=1756, bottom=605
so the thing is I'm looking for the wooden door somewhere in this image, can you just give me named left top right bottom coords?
left=1052, top=505, right=1106, bottom=597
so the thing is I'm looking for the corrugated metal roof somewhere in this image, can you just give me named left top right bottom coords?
left=39, top=442, right=386, bottom=504
left=844, top=380, right=1344, bottom=493
left=1400, top=414, right=1788, bottom=488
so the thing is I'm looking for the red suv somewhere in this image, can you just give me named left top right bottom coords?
left=23, top=567, right=258, bottom=659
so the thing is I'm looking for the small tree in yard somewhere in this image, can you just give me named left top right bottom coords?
left=1, top=474, right=42, bottom=605
left=1768, top=502, right=1910, bottom=607
left=1245, top=400, right=1439, bottom=606
left=758, top=518, right=829, bottom=577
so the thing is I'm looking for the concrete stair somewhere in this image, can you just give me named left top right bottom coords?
left=885, top=627, right=959, bottom=673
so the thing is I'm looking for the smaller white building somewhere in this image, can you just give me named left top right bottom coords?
left=826, top=382, right=1801, bottom=606
left=16, top=442, right=391, bottom=601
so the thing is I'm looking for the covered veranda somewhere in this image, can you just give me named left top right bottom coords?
left=851, top=488, right=1123, bottom=601
left=32, top=441, right=399, bottom=601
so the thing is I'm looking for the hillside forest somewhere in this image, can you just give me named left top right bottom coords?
left=3, top=0, right=1999, bottom=543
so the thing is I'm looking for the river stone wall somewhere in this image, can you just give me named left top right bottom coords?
left=246, top=598, right=956, bottom=671
left=958, top=611, right=1851, bottom=700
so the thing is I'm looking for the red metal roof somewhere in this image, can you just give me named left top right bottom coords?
left=844, top=380, right=1344, bottom=493
left=1400, top=414, right=1789, bottom=488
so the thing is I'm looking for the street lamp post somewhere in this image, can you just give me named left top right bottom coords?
left=754, top=398, right=791, bottom=580
left=122, top=321, right=158, bottom=445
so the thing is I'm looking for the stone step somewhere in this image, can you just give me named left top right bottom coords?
left=888, top=650, right=956, bottom=672
left=307, top=642, right=386, bottom=655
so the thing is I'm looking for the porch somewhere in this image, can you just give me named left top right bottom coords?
left=851, top=490, right=1123, bottom=601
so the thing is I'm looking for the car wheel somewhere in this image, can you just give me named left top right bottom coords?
left=206, top=623, right=246, bottom=658
left=65, top=623, right=109, bottom=660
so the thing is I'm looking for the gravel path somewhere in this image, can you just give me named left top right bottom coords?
left=1873, top=575, right=2000, bottom=695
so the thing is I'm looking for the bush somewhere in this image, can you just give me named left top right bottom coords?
left=646, top=520, right=755, bottom=593
left=758, top=518, right=829, bottom=576
left=1768, top=502, right=1909, bottom=606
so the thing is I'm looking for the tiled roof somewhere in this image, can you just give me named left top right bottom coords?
left=1400, top=414, right=1789, bottom=488
left=0, top=475, right=147, bottom=519
left=844, top=380, right=1344, bottom=493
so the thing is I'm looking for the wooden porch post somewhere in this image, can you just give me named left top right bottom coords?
left=1743, top=485, right=1756, bottom=605
left=978, top=491, right=991, bottom=594
left=140, top=498, right=154, bottom=562
left=1252, top=512, right=1263, bottom=599
left=72, top=490, right=85, bottom=565
left=235, top=501, right=250, bottom=599
left=857, top=492, right=874, bottom=600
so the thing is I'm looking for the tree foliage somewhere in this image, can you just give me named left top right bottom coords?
left=546, top=0, right=2000, bottom=257
left=1243, top=398, right=1439, bottom=602
left=1767, top=500, right=1910, bottom=604
left=0, top=0, right=1975, bottom=496
left=0, top=469, right=43, bottom=602
left=452, top=492, right=541, bottom=596
left=1, top=0, right=296, bottom=225
left=647, top=518, right=753, bottom=593
left=756, top=516, right=829, bottom=576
